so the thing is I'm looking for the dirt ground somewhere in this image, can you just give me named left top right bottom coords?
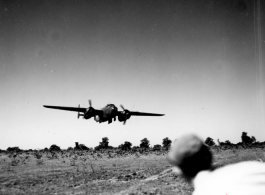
left=0, top=149, right=264, bottom=195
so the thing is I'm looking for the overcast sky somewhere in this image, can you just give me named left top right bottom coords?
left=1, top=0, right=264, bottom=149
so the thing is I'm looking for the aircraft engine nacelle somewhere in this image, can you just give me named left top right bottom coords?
left=118, top=115, right=124, bottom=122
left=84, top=107, right=94, bottom=119
left=94, top=115, right=100, bottom=122
left=118, top=111, right=131, bottom=122
left=84, top=114, right=92, bottom=119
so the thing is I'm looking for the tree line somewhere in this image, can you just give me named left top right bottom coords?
left=4, top=137, right=173, bottom=152
left=4, top=131, right=264, bottom=153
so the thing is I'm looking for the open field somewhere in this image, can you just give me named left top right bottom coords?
left=0, top=148, right=265, bottom=195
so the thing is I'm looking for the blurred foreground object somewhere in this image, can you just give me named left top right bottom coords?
left=167, top=134, right=212, bottom=180
left=193, top=161, right=265, bottom=195
left=167, top=134, right=265, bottom=195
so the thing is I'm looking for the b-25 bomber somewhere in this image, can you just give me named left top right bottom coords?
left=43, top=100, right=164, bottom=125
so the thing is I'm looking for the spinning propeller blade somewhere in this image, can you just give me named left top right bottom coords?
left=120, top=105, right=129, bottom=125
left=120, top=104, right=125, bottom=110
left=89, top=100, right=92, bottom=107
left=77, top=104, right=84, bottom=119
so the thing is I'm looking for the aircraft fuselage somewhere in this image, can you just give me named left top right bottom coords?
left=94, top=104, right=118, bottom=124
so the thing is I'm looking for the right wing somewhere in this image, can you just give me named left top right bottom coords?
left=43, top=105, right=87, bottom=113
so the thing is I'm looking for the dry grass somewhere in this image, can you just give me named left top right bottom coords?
left=0, top=148, right=264, bottom=194
left=212, top=148, right=265, bottom=167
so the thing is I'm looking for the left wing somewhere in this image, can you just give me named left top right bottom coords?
left=130, top=111, right=165, bottom=116
left=118, top=111, right=165, bottom=116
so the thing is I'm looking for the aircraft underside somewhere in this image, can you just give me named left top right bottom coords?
left=94, top=115, right=116, bottom=124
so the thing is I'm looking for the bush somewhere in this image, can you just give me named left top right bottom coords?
left=205, top=137, right=215, bottom=146
left=118, top=141, right=132, bottom=151
left=74, top=143, right=89, bottom=150
left=67, top=147, right=73, bottom=151
left=153, top=144, right=162, bottom=151
left=225, top=140, right=232, bottom=145
left=80, top=144, right=90, bottom=150
left=6, top=147, right=21, bottom=153
left=49, top=144, right=61, bottom=151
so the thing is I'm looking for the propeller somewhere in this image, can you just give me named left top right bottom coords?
left=77, top=104, right=84, bottom=119
left=120, top=105, right=130, bottom=125
left=120, top=104, right=125, bottom=110
left=83, top=99, right=95, bottom=119
left=88, top=99, right=94, bottom=112
left=89, top=99, right=92, bottom=107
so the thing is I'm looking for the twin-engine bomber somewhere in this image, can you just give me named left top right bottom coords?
left=43, top=100, right=165, bottom=125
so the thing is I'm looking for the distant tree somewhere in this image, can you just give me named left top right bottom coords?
left=49, top=144, right=61, bottom=151
left=6, top=147, right=21, bottom=153
left=100, top=137, right=109, bottom=148
left=118, top=141, right=132, bottom=151
left=162, top=137, right=172, bottom=149
left=74, top=142, right=80, bottom=150
left=95, top=137, right=110, bottom=150
left=241, top=132, right=253, bottom=144
left=153, top=144, right=162, bottom=151
left=251, top=136, right=256, bottom=143
left=140, top=138, right=150, bottom=149
left=74, top=142, right=89, bottom=150
left=205, top=137, right=215, bottom=146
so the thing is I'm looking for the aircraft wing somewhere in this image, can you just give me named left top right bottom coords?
left=130, top=111, right=165, bottom=116
left=43, top=105, right=87, bottom=113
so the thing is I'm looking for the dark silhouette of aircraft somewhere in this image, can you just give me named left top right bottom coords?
left=43, top=100, right=165, bottom=124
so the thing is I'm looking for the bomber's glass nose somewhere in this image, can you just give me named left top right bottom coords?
left=111, top=105, right=116, bottom=109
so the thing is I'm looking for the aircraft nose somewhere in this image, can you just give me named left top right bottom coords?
left=112, top=105, right=118, bottom=112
